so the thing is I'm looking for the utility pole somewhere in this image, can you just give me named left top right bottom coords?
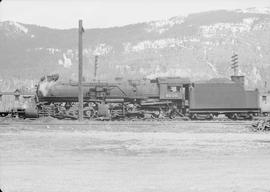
left=94, top=55, right=98, bottom=80
left=231, top=52, right=239, bottom=76
left=78, top=20, right=84, bottom=121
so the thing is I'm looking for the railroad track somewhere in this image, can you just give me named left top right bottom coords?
left=0, top=119, right=253, bottom=126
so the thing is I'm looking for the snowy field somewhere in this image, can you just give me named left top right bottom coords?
left=0, top=121, right=270, bottom=192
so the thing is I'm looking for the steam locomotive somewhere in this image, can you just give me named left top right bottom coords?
left=29, top=74, right=261, bottom=120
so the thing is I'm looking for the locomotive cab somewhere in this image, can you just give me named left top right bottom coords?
left=157, top=77, right=191, bottom=114
left=260, top=91, right=270, bottom=116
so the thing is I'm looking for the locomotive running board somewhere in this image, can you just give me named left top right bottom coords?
left=141, top=101, right=172, bottom=106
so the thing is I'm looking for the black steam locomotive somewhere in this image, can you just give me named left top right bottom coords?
left=31, top=74, right=260, bottom=120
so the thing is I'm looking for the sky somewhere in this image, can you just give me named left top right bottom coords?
left=0, top=0, right=270, bottom=29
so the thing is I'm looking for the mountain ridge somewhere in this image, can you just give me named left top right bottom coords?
left=0, top=8, right=270, bottom=90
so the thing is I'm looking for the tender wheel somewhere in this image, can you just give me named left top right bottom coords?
left=246, top=114, right=253, bottom=120
left=232, top=113, right=239, bottom=120
left=190, top=114, right=198, bottom=120
left=207, top=113, right=214, bottom=120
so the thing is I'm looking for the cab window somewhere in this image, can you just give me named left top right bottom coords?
left=168, top=86, right=181, bottom=92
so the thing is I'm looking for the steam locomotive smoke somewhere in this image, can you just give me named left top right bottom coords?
left=38, top=74, right=59, bottom=96
left=39, top=81, right=56, bottom=96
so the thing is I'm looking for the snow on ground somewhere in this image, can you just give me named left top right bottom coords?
left=128, top=38, right=187, bottom=52
left=200, top=19, right=257, bottom=38
left=7, top=21, right=29, bottom=34
left=145, top=16, right=185, bottom=34
left=58, top=53, right=72, bottom=68
left=93, top=43, right=113, bottom=56
left=236, top=7, right=270, bottom=14
left=0, top=121, right=270, bottom=192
